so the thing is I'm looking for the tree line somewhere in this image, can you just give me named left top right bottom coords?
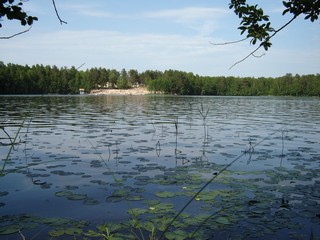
left=0, top=62, right=319, bottom=96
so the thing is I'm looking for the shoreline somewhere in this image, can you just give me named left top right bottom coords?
left=90, top=87, right=151, bottom=95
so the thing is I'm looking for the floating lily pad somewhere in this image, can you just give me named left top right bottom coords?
left=64, top=227, right=83, bottom=235
left=0, top=191, right=9, bottom=197
left=130, top=187, right=145, bottom=193
left=0, top=225, right=21, bottom=235
left=144, top=199, right=161, bottom=206
left=65, top=185, right=79, bottom=190
left=90, top=160, right=103, bottom=168
left=156, top=191, right=176, bottom=198
left=55, top=191, right=87, bottom=201
left=126, top=195, right=144, bottom=201
left=67, top=193, right=87, bottom=201
left=55, top=190, right=73, bottom=197
left=83, top=198, right=99, bottom=205
left=49, top=229, right=64, bottom=237
left=51, top=170, right=74, bottom=176
left=134, top=176, right=151, bottom=181
left=119, top=160, right=131, bottom=164
left=106, top=189, right=128, bottom=202
left=90, top=180, right=108, bottom=185
left=148, top=202, right=175, bottom=214
left=215, top=216, right=232, bottom=225
left=81, top=174, right=92, bottom=178
left=165, top=229, right=188, bottom=240
left=84, top=230, right=101, bottom=238
left=128, top=208, right=148, bottom=215
left=111, top=189, right=129, bottom=197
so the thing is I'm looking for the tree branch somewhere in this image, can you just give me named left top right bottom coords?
left=252, top=53, right=265, bottom=58
left=269, top=14, right=298, bottom=40
left=209, top=37, right=248, bottom=46
left=52, top=0, right=67, bottom=25
left=76, top=62, right=86, bottom=70
left=0, top=27, right=31, bottom=40
left=229, top=15, right=298, bottom=69
left=229, top=44, right=263, bottom=70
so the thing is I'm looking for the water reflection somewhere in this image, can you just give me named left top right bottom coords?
left=0, top=95, right=319, bottom=239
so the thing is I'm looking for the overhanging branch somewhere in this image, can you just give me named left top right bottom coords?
left=0, top=27, right=31, bottom=39
left=229, top=45, right=263, bottom=70
left=209, top=37, right=248, bottom=46
left=229, top=15, right=298, bottom=69
left=52, top=0, right=67, bottom=25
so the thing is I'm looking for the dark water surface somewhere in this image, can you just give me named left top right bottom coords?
left=0, top=95, right=319, bottom=239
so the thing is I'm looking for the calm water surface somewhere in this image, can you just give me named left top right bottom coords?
left=0, top=95, right=319, bottom=239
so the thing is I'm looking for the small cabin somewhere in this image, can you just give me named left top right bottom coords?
left=79, top=88, right=85, bottom=95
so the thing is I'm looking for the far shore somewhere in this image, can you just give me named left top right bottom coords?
left=90, top=87, right=152, bottom=95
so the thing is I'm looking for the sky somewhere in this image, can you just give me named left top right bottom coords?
left=0, top=0, right=319, bottom=77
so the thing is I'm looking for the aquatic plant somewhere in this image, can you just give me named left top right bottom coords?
left=156, top=140, right=161, bottom=157
left=158, top=127, right=282, bottom=239
left=245, top=137, right=255, bottom=164
left=197, top=102, right=210, bottom=144
left=280, top=127, right=288, bottom=158
left=0, top=119, right=25, bottom=176
left=173, top=116, right=179, bottom=135
left=197, top=102, right=209, bottom=122
left=88, top=139, right=148, bottom=239
left=1, top=97, right=315, bottom=240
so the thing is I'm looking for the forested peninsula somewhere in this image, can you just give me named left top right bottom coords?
left=1, top=62, right=319, bottom=96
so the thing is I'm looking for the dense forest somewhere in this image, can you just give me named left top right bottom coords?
left=0, top=62, right=319, bottom=96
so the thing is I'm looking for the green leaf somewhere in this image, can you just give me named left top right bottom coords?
left=84, top=230, right=101, bottom=237
left=64, top=227, right=82, bottom=235
left=156, top=191, right=176, bottom=198
left=49, top=229, right=65, bottom=237
left=282, top=8, right=290, bottom=15
left=215, top=216, right=232, bottom=225
left=0, top=225, right=20, bottom=235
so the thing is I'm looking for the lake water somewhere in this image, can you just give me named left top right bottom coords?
left=0, top=95, right=319, bottom=239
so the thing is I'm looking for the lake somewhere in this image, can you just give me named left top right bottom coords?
left=0, top=95, right=319, bottom=239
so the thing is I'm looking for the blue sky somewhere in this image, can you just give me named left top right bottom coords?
left=0, top=0, right=319, bottom=77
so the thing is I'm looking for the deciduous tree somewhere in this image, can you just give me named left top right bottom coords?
left=226, top=0, right=320, bottom=68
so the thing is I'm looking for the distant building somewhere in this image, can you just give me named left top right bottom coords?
left=79, top=88, right=85, bottom=95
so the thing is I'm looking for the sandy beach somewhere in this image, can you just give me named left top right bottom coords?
left=90, top=87, right=151, bottom=95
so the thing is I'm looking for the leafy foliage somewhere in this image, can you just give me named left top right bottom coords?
left=229, top=0, right=320, bottom=51
left=282, top=0, right=320, bottom=21
left=0, top=0, right=38, bottom=28
left=0, top=62, right=319, bottom=96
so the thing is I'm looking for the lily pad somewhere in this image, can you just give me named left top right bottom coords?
left=65, top=185, right=79, bottom=190
left=83, top=198, right=99, bottom=205
left=64, top=227, right=83, bottom=235
left=165, top=229, right=188, bottom=240
left=55, top=190, right=73, bottom=197
left=215, top=216, right=232, bottom=225
left=128, top=208, right=148, bottom=215
left=49, top=229, right=65, bottom=237
left=67, top=193, right=87, bottom=201
left=156, top=191, right=176, bottom=198
left=0, top=225, right=20, bottom=235
left=126, top=195, right=144, bottom=201
left=0, top=191, right=9, bottom=197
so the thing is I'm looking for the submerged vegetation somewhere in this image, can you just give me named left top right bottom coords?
left=0, top=62, right=319, bottom=96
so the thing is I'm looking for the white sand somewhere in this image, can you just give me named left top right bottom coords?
left=90, top=87, right=151, bottom=95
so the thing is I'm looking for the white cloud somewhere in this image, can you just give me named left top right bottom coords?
left=145, top=7, right=228, bottom=21
left=60, top=3, right=116, bottom=18
left=0, top=29, right=240, bottom=74
left=1, top=0, right=318, bottom=78
left=144, top=7, right=229, bottom=37
left=145, top=7, right=229, bottom=21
